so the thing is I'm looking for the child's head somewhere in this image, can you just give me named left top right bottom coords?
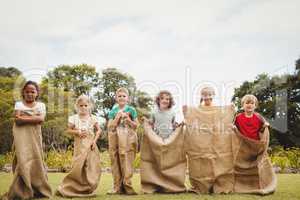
left=75, top=94, right=94, bottom=115
left=155, top=90, right=174, bottom=110
left=115, top=87, right=129, bottom=107
left=241, top=94, right=258, bottom=114
left=200, top=86, right=215, bottom=106
left=21, top=80, right=40, bottom=103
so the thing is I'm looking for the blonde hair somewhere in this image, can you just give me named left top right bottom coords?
left=74, top=94, right=94, bottom=113
left=241, top=94, right=258, bottom=107
left=200, top=86, right=215, bottom=104
left=116, top=87, right=129, bottom=96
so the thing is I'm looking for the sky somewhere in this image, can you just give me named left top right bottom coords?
left=0, top=0, right=299, bottom=113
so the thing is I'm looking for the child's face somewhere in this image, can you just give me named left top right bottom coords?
left=243, top=100, right=256, bottom=113
left=116, top=91, right=128, bottom=106
left=159, top=94, right=171, bottom=110
left=77, top=100, right=90, bottom=115
left=23, top=84, right=38, bottom=103
left=201, top=91, right=213, bottom=106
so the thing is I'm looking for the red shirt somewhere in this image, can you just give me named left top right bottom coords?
left=235, top=113, right=263, bottom=140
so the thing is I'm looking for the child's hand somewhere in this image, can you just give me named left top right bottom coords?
left=77, top=130, right=88, bottom=138
left=231, top=124, right=237, bottom=131
left=263, top=122, right=270, bottom=127
left=116, top=111, right=124, bottom=120
left=124, top=113, right=132, bottom=124
left=182, top=105, right=188, bottom=116
left=91, top=141, right=97, bottom=150
left=260, top=122, right=270, bottom=133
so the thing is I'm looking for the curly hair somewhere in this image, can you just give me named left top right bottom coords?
left=155, top=90, right=175, bottom=109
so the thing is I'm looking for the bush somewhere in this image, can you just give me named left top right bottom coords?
left=270, top=146, right=300, bottom=172
left=0, top=152, right=13, bottom=169
left=45, top=148, right=73, bottom=171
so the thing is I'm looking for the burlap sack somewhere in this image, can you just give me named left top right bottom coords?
left=184, top=105, right=236, bottom=194
left=56, top=134, right=101, bottom=197
left=233, top=127, right=277, bottom=195
left=108, top=122, right=138, bottom=194
left=5, top=123, right=52, bottom=200
left=140, top=122, right=187, bottom=193
left=184, top=105, right=276, bottom=195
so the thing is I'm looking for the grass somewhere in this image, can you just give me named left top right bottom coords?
left=0, top=173, right=300, bottom=200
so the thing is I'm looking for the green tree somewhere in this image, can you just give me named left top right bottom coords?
left=232, top=59, right=300, bottom=147
left=42, top=64, right=100, bottom=96
left=0, top=67, right=22, bottom=77
left=39, top=83, right=75, bottom=151
left=94, top=68, right=152, bottom=121
left=0, top=67, right=24, bottom=153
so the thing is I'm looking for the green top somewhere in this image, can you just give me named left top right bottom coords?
left=108, top=104, right=138, bottom=120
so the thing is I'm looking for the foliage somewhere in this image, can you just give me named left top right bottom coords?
left=232, top=58, right=300, bottom=147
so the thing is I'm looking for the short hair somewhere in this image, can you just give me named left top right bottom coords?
left=241, top=94, right=258, bottom=107
left=75, top=94, right=94, bottom=112
left=116, top=87, right=129, bottom=96
left=21, top=80, right=40, bottom=100
left=155, top=90, right=175, bottom=109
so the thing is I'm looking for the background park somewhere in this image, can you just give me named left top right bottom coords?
left=1, top=1, right=300, bottom=199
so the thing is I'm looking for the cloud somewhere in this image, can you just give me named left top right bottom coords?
left=0, top=0, right=299, bottom=108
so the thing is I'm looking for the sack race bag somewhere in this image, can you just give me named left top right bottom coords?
left=5, top=123, right=52, bottom=199
left=108, top=121, right=138, bottom=194
left=141, top=121, right=187, bottom=193
left=184, top=105, right=276, bottom=195
left=56, top=134, right=101, bottom=197
left=233, top=127, right=277, bottom=195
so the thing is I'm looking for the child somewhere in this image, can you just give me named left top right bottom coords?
left=199, top=86, right=215, bottom=107
left=4, top=81, right=52, bottom=200
left=182, top=86, right=215, bottom=115
left=56, top=95, right=101, bottom=197
left=234, top=94, right=269, bottom=140
left=107, top=87, right=138, bottom=195
left=150, top=90, right=176, bottom=139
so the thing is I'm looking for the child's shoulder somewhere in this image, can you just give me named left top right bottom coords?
left=14, top=101, right=23, bottom=107
left=36, top=101, right=46, bottom=108
left=235, top=112, right=244, bottom=118
left=126, top=104, right=137, bottom=111
left=253, top=112, right=265, bottom=122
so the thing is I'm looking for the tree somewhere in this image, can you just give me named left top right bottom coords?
left=0, top=67, right=22, bottom=77
left=0, top=67, right=24, bottom=153
left=94, top=68, right=152, bottom=121
left=232, top=58, right=300, bottom=147
left=39, top=82, right=75, bottom=151
left=42, top=64, right=100, bottom=96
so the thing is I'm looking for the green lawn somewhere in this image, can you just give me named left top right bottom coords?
left=0, top=173, right=300, bottom=200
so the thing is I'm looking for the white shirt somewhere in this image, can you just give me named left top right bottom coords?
left=14, top=101, right=46, bottom=116
left=68, top=114, right=99, bottom=135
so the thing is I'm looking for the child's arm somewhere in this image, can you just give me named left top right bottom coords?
left=109, top=112, right=123, bottom=129
left=91, top=123, right=102, bottom=150
left=66, top=123, right=87, bottom=138
left=125, top=115, right=138, bottom=129
left=257, top=113, right=269, bottom=132
left=15, top=110, right=45, bottom=125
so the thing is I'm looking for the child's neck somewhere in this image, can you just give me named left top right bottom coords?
left=118, top=104, right=127, bottom=110
left=159, top=107, right=169, bottom=111
left=23, top=100, right=36, bottom=107
left=79, top=113, right=90, bottom=118
left=244, top=111, right=254, bottom=118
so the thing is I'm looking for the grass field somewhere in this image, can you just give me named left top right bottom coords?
left=0, top=173, right=300, bottom=200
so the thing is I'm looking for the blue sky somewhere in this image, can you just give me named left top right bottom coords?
left=0, top=0, right=299, bottom=111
